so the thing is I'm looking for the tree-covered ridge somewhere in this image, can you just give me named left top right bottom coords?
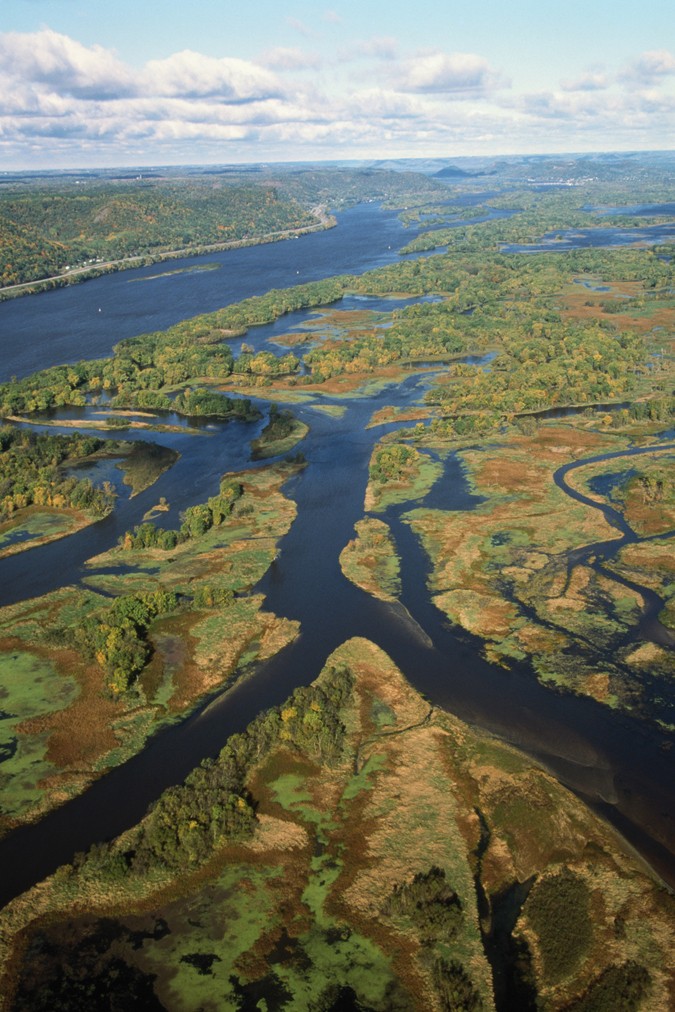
left=0, top=427, right=115, bottom=520
left=270, top=165, right=448, bottom=211
left=0, top=166, right=450, bottom=292
left=0, top=181, right=317, bottom=288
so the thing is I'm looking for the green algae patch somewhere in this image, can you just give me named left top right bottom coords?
left=339, top=516, right=401, bottom=602
left=0, top=462, right=303, bottom=833
left=0, top=650, right=79, bottom=821
left=0, top=510, right=82, bottom=559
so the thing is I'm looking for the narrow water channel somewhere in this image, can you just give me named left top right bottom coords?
left=1, top=377, right=674, bottom=909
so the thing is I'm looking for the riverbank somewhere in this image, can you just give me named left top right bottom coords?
left=0, top=211, right=337, bottom=302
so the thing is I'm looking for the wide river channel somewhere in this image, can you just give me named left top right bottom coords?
left=0, top=203, right=674, bottom=908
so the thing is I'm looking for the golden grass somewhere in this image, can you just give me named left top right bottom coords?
left=339, top=517, right=401, bottom=602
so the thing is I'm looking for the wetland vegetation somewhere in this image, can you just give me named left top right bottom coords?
left=2, top=640, right=673, bottom=1011
left=0, top=156, right=674, bottom=1009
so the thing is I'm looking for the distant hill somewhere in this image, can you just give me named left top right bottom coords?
left=434, top=164, right=497, bottom=179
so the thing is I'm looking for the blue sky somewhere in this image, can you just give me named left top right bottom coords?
left=1, top=0, right=674, bottom=168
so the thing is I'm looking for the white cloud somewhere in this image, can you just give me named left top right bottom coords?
left=341, top=36, right=399, bottom=62
left=345, top=88, right=423, bottom=120
left=259, top=47, right=321, bottom=72
left=143, top=51, right=283, bottom=101
left=560, top=71, right=608, bottom=92
left=620, top=49, right=675, bottom=83
left=0, top=27, right=134, bottom=99
left=394, top=51, right=507, bottom=95
left=0, top=27, right=674, bottom=166
left=286, top=17, right=314, bottom=38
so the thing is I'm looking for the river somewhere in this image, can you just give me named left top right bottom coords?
left=0, top=205, right=674, bottom=910
left=0, top=203, right=414, bottom=382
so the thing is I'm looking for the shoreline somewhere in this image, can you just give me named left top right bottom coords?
left=0, top=211, right=337, bottom=302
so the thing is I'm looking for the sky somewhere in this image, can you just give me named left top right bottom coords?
left=1, top=0, right=674, bottom=169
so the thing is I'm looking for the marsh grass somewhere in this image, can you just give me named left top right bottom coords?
left=339, top=517, right=402, bottom=602
left=404, top=426, right=669, bottom=714
left=0, top=510, right=83, bottom=559
left=2, top=638, right=675, bottom=1011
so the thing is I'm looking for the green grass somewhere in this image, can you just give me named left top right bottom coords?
left=0, top=650, right=79, bottom=818
left=0, top=512, right=75, bottom=554
left=369, top=449, right=443, bottom=512
left=311, top=403, right=347, bottom=418
left=339, top=517, right=402, bottom=602
left=341, top=753, right=386, bottom=802
left=268, top=771, right=334, bottom=834
left=251, top=417, right=309, bottom=460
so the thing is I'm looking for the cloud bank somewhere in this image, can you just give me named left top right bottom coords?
left=0, top=28, right=673, bottom=166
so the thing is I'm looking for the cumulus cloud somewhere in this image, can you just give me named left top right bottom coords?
left=560, top=71, right=608, bottom=92
left=394, top=51, right=507, bottom=95
left=0, top=27, right=134, bottom=99
left=519, top=90, right=611, bottom=121
left=142, top=51, right=283, bottom=101
left=345, top=88, right=423, bottom=121
left=620, top=49, right=675, bottom=82
left=1, top=26, right=673, bottom=166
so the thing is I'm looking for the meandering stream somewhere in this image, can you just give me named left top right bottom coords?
left=554, top=444, right=675, bottom=646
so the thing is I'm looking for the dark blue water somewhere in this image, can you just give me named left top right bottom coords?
left=0, top=204, right=416, bottom=382
left=2, top=390, right=675, bottom=907
left=573, top=279, right=610, bottom=292
left=1, top=200, right=675, bottom=912
left=501, top=221, right=675, bottom=254
left=587, top=469, right=636, bottom=503
left=588, top=202, right=675, bottom=217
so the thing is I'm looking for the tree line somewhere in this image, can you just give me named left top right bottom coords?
left=0, top=427, right=115, bottom=520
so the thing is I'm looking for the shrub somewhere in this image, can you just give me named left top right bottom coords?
left=524, top=867, right=592, bottom=983
left=563, top=961, right=650, bottom=1011
left=383, top=866, right=463, bottom=942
